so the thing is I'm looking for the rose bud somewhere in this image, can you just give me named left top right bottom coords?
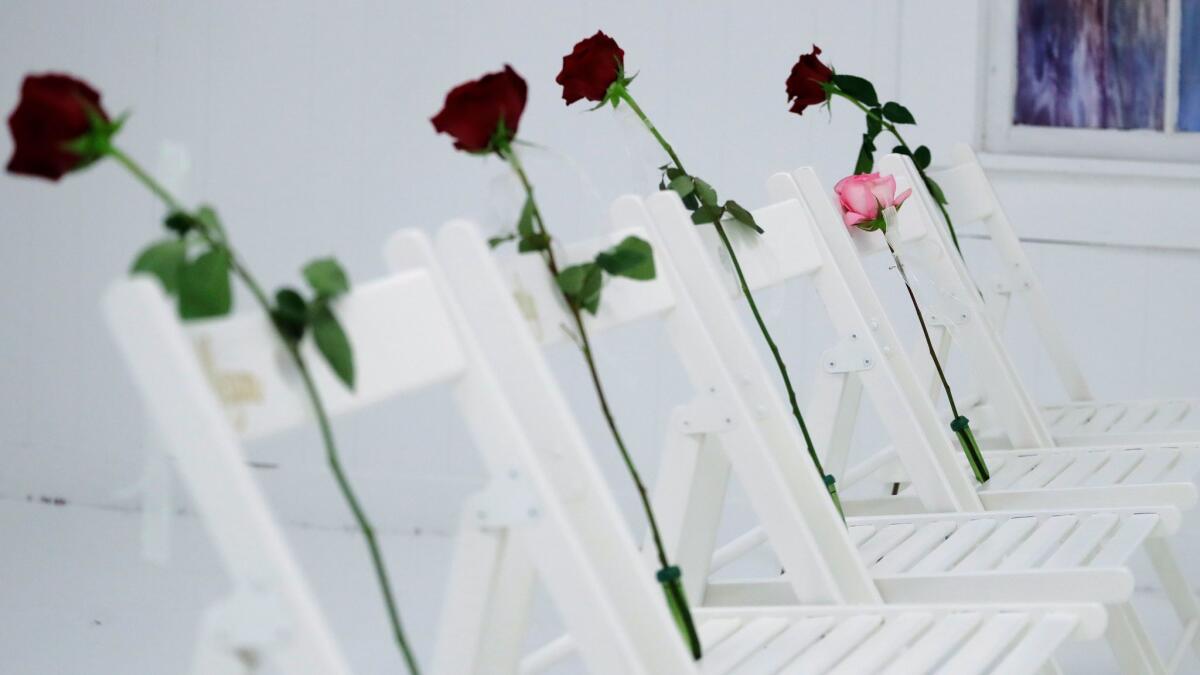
left=556, top=31, right=626, bottom=104
left=834, top=172, right=911, bottom=230
left=786, top=45, right=834, bottom=115
left=431, top=65, right=528, bottom=153
left=6, top=73, right=109, bottom=181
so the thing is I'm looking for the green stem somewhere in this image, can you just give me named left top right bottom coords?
left=884, top=238, right=960, bottom=418
left=499, top=139, right=703, bottom=658
left=500, top=140, right=672, bottom=567
left=291, top=347, right=422, bottom=674
left=109, top=146, right=421, bottom=674
left=619, top=92, right=841, bottom=516
left=710, top=220, right=828, bottom=475
left=617, top=89, right=686, bottom=173
left=108, top=146, right=184, bottom=213
left=829, top=90, right=961, bottom=254
left=885, top=236, right=988, bottom=481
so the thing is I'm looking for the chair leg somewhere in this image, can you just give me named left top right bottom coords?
left=432, top=506, right=534, bottom=675
left=190, top=601, right=250, bottom=675
left=1104, top=601, right=1166, bottom=674
left=190, top=588, right=340, bottom=675
left=1145, top=537, right=1200, bottom=663
left=650, top=422, right=730, bottom=603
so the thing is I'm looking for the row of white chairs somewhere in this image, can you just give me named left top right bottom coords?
left=103, top=146, right=1200, bottom=673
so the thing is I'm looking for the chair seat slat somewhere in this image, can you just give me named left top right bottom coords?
left=699, top=618, right=789, bottom=675
left=726, top=617, right=836, bottom=675
left=1009, top=454, right=1074, bottom=490
left=858, top=524, right=916, bottom=567
left=991, top=614, right=1079, bottom=673
left=1124, top=447, right=1179, bottom=483
left=699, top=618, right=745, bottom=652
left=826, top=613, right=934, bottom=675
left=953, top=517, right=1038, bottom=572
left=1053, top=407, right=1099, bottom=434
left=932, top=613, right=1030, bottom=675
left=779, top=614, right=884, bottom=674
left=881, top=612, right=982, bottom=675
left=1043, top=513, right=1120, bottom=568
left=872, top=521, right=956, bottom=574
left=1090, top=514, right=1160, bottom=566
left=848, top=525, right=877, bottom=547
left=981, top=455, right=1039, bottom=491
left=1044, top=451, right=1112, bottom=489
left=996, top=515, right=1078, bottom=570
left=909, top=519, right=996, bottom=574
left=1107, top=403, right=1160, bottom=432
left=1081, top=450, right=1143, bottom=487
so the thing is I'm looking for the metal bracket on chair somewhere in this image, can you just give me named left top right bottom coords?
left=469, top=468, right=541, bottom=530
left=992, top=265, right=1036, bottom=296
left=926, top=289, right=970, bottom=328
left=672, top=388, right=738, bottom=434
left=821, top=333, right=876, bottom=373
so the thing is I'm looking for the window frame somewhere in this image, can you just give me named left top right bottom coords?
left=983, top=0, right=1200, bottom=163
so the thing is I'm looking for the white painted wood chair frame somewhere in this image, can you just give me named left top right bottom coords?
left=767, top=164, right=1200, bottom=514
left=631, top=180, right=1192, bottom=672
left=746, top=166, right=1200, bottom=672
left=438, top=189, right=1193, bottom=672
left=425, top=216, right=1110, bottom=674
left=930, top=144, right=1200, bottom=447
left=105, top=270, right=476, bottom=674
left=862, top=154, right=1200, bottom=512
left=110, top=237, right=761, bottom=675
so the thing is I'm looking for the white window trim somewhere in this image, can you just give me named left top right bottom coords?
left=983, top=0, right=1200, bottom=163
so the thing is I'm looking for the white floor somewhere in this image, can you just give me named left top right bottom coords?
left=3, top=497, right=1198, bottom=674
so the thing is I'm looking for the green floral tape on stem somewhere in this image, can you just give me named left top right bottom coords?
left=824, top=474, right=846, bottom=521
left=657, top=566, right=702, bottom=660
left=951, top=416, right=990, bottom=483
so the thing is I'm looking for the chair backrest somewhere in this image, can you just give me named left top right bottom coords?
left=432, top=201, right=879, bottom=607
left=110, top=234, right=709, bottom=674
left=876, top=153, right=1055, bottom=448
left=738, top=170, right=985, bottom=512
left=103, top=270, right=468, bottom=674
left=398, top=226, right=701, bottom=674
left=929, top=143, right=1094, bottom=401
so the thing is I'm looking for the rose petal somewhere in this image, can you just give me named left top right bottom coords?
left=842, top=181, right=877, bottom=219
left=869, top=174, right=898, bottom=207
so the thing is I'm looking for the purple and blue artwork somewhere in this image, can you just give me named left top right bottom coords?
left=1015, top=0, right=1167, bottom=130
left=1181, top=0, right=1200, bottom=130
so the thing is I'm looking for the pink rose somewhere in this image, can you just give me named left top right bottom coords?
left=834, top=172, right=911, bottom=230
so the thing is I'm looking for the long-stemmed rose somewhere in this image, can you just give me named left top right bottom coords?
left=433, top=65, right=703, bottom=659
left=558, top=31, right=844, bottom=516
left=788, top=46, right=963, bottom=254
left=7, top=73, right=421, bottom=673
left=836, top=173, right=989, bottom=483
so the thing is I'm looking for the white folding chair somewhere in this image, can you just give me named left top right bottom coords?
left=766, top=165, right=1200, bottom=515
left=390, top=228, right=1110, bottom=674
left=106, top=273, right=468, bottom=674
left=636, top=179, right=1197, bottom=673
left=746, top=167, right=1200, bottom=673
left=430, top=196, right=1188, bottom=672
left=928, top=144, right=1200, bottom=447
left=857, top=152, right=1200, bottom=511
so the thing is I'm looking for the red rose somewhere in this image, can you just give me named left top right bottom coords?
left=431, top=65, right=528, bottom=152
left=786, top=45, right=833, bottom=115
left=556, top=31, right=625, bottom=104
left=6, top=73, right=108, bottom=180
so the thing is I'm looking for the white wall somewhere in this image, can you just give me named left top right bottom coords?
left=2, top=1, right=1199, bottom=673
